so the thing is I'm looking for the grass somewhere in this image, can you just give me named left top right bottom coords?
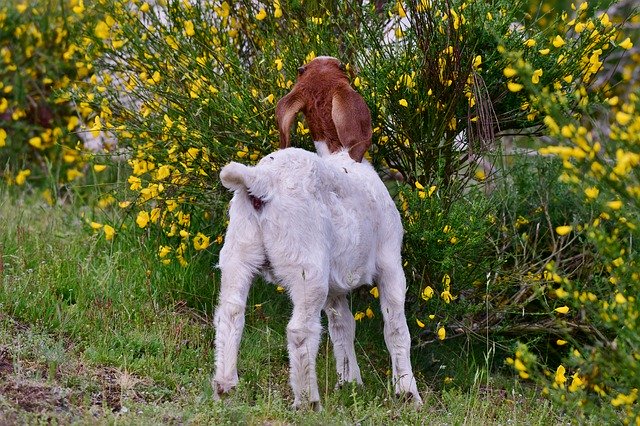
left=0, top=189, right=567, bottom=424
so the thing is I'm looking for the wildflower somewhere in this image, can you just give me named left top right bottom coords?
left=90, top=222, right=103, bottom=230
left=370, top=286, right=379, bottom=298
left=95, top=21, right=110, bottom=39
left=619, top=37, right=633, bottom=50
left=256, top=8, right=267, bottom=20
left=354, top=311, right=365, bottom=321
left=607, top=200, right=622, bottom=210
left=552, top=35, right=566, bottom=48
left=103, top=224, right=115, bottom=241
left=184, top=20, right=195, bottom=37
left=136, top=211, right=150, bottom=228
left=539, top=48, right=550, bottom=55
left=524, top=38, right=536, bottom=47
left=421, top=286, right=434, bottom=301
left=556, top=225, right=572, bottom=236
left=554, top=365, right=566, bottom=387
left=28, top=136, right=43, bottom=149
left=615, top=293, right=626, bottom=304
left=441, top=290, right=455, bottom=303
left=94, top=164, right=107, bottom=172
left=556, top=339, right=567, bottom=345
left=0, top=128, right=6, bottom=147
left=584, top=187, right=599, bottom=199
left=615, top=111, right=631, bottom=126
left=507, top=82, right=523, bottom=92
left=159, top=246, right=171, bottom=258
left=366, top=307, right=374, bottom=319
left=568, top=373, right=584, bottom=392
left=276, top=286, right=285, bottom=293
left=399, top=99, right=408, bottom=107
left=503, top=67, right=517, bottom=78
left=437, top=326, right=446, bottom=340
left=531, top=69, right=543, bottom=84
left=15, top=169, right=31, bottom=185
left=416, top=318, right=425, bottom=328
left=555, top=306, right=570, bottom=314
left=193, top=233, right=210, bottom=250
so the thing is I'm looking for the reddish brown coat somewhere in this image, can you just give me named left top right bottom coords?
left=276, top=57, right=372, bottom=162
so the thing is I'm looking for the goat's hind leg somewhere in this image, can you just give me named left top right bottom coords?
left=324, top=294, right=362, bottom=387
left=376, top=259, right=422, bottom=407
left=212, top=224, right=264, bottom=399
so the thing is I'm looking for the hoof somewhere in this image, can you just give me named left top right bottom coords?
left=293, top=400, right=322, bottom=412
left=396, top=391, right=423, bottom=409
left=212, top=378, right=236, bottom=400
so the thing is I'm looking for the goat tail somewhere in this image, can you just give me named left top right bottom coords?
left=220, top=162, right=254, bottom=192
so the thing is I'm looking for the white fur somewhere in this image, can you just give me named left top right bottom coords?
left=213, top=147, right=422, bottom=409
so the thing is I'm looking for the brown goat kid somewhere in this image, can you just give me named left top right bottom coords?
left=276, top=56, right=372, bottom=162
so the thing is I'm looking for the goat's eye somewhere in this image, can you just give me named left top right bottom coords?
left=339, top=62, right=346, bottom=71
left=297, top=66, right=305, bottom=75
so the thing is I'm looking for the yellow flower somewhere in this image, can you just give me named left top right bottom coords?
left=366, top=307, right=374, bottom=319
left=556, top=339, right=567, bottom=346
left=472, top=55, right=482, bottom=69
left=256, top=8, right=267, bottom=20
left=399, top=99, right=408, bottom=107
left=539, top=48, right=550, bottom=55
left=507, top=82, right=523, bottom=92
left=95, top=21, right=110, bottom=39
left=555, top=306, right=570, bottom=314
left=607, top=200, right=622, bottom=210
left=354, top=311, right=365, bottom=321
left=615, top=111, right=631, bottom=126
left=140, top=2, right=150, bottom=12
left=524, top=38, right=536, bottom=47
left=415, top=181, right=424, bottom=190
left=276, top=286, right=285, bottom=293
left=531, top=69, right=543, bottom=84
left=159, top=246, right=171, bottom=258
left=619, top=37, right=633, bottom=50
left=437, top=326, right=446, bottom=340
left=0, top=128, right=6, bottom=147
left=136, top=210, right=150, bottom=228
left=103, top=224, right=115, bottom=241
left=15, top=169, right=31, bottom=186
left=184, top=20, right=195, bottom=37
left=615, top=293, right=626, bottom=304
left=93, top=164, right=107, bottom=172
left=552, top=35, right=566, bottom=48
left=568, top=373, right=584, bottom=392
left=90, top=222, right=103, bottom=230
left=421, top=286, right=434, bottom=301
left=554, top=365, right=566, bottom=387
left=555, top=225, right=572, bottom=236
left=584, top=187, right=599, bottom=199
left=370, top=286, right=379, bottom=298
left=503, top=67, right=517, bottom=78
left=193, top=232, right=210, bottom=250
left=416, top=318, right=425, bottom=328
left=441, top=290, right=455, bottom=303
left=28, top=136, right=43, bottom=149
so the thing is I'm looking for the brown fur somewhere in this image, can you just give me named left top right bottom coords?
left=276, top=57, right=372, bottom=162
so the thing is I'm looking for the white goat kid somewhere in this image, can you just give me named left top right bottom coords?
left=213, top=147, right=422, bottom=409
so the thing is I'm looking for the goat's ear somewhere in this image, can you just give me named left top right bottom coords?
left=220, top=162, right=254, bottom=192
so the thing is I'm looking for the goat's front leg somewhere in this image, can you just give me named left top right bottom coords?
left=324, top=294, right=362, bottom=387
left=377, top=260, right=423, bottom=407
left=285, top=269, right=328, bottom=410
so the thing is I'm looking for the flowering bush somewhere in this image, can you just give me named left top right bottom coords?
left=502, top=8, right=639, bottom=420
left=0, top=0, right=102, bottom=197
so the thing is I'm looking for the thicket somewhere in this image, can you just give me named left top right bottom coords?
left=1, top=0, right=638, bottom=422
